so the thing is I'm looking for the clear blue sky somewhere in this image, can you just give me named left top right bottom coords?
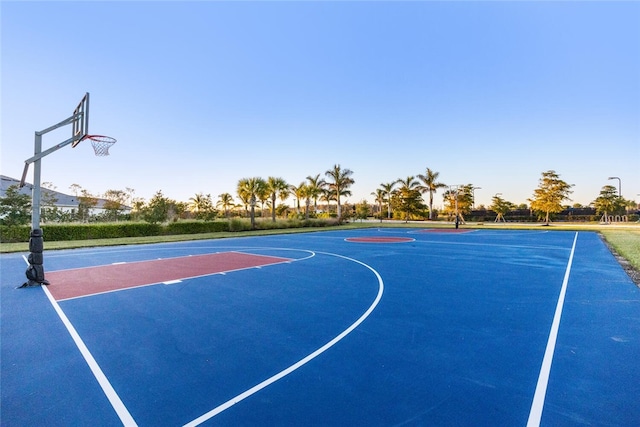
left=2, top=1, right=638, bottom=210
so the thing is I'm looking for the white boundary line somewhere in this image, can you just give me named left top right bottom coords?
left=526, top=232, right=578, bottom=427
left=42, top=286, right=138, bottom=426
left=182, top=251, right=385, bottom=427
left=21, top=256, right=138, bottom=426
left=405, top=228, right=479, bottom=235
left=344, top=237, right=416, bottom=243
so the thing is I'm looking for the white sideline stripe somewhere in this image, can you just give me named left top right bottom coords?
left=112, top=262, right=126, bottom=265
left=42, top=286, right=138, bottom=426
left=182, top=252, right=385, bottom=427
left=163, top=280, right=182, bottom=285
left=527, top=232, right=578, bottom=427
left=21, top=256, right=138, bottom=426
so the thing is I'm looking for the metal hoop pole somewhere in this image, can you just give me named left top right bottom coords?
left=20, top=93, right=90, bottom=287
left=32, top=133, right=42, bottom=231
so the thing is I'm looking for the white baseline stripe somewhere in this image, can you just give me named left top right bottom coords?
left=527, top=232, right=578, bottom=427
left=21, top=256, right=138, bottom=426
left=183, top=252, right=384, bottom=427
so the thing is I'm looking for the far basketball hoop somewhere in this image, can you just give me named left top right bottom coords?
left=83, top=134, right=117, bottom=156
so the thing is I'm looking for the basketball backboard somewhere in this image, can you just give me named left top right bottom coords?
left=71, top=92, right=89, bottom=147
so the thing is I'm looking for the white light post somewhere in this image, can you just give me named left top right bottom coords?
left=608, top=176, right=621, bottom=197
left=472, top=187, right=481, bottom=209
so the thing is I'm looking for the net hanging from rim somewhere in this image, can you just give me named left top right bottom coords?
left=84, top=135, right=117, bottom=156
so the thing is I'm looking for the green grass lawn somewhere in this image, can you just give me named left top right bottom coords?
left=600, top=229, right=640, bottom=271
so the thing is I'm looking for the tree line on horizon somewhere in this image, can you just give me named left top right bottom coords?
left=0, top=166, right=636, bottom=226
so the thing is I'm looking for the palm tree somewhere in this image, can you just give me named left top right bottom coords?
left=417, top=168, right=446, bottom=220
left=291, top=182, right=309, bottom=215
left=266, top=177, right=289, bottom=222
left=188, top=193, right=205, bottom=214
left=257, top=188, right=270, bottom=217
left=305, top=173, right=326, bottom=213
left=371, top=189, right=386, bottom=223
left=188, top=193, right=214, bottom=220
left=379, top=182, right=396, bottom=219
left=217, top=193, right=234, bottom=218
left=300, top=185, right=314, bottom=220
left=279, top=183, right=291, bottom=217
left=395, top=176, right=423, bottom=222
left=237, top=177, right=266, bottom=228
left=236, top=179, right=251, bottom=217
left=320, top=188, right=335, bottom=214
left=325, top=164, right=355, bottom=221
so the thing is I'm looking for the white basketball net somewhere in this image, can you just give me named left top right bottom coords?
left=86, top=135, right=117, bottom=156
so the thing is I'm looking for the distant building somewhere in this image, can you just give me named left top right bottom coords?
left=0, top=175, right=131, bottom=216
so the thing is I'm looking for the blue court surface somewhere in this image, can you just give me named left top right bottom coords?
left=1, top=228, right=639, bottom=426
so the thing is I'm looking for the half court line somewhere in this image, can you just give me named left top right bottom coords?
left=526, top=232, right=578, bottom=427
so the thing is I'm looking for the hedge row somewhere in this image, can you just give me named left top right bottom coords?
left=0, top=223, right=164, bottom=243
left=163, top=221, right=230, bottom=235
left=0, top=218, right=339, bottom=243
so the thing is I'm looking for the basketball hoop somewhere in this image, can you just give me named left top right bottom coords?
left=83, top=135, right=116, bottom=156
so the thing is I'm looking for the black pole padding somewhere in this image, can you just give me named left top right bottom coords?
left=28, top=252, right=43, bottom=265
left=19, top=228, right=50, bottom=288
left=29, top=228, right=44, bottom=252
